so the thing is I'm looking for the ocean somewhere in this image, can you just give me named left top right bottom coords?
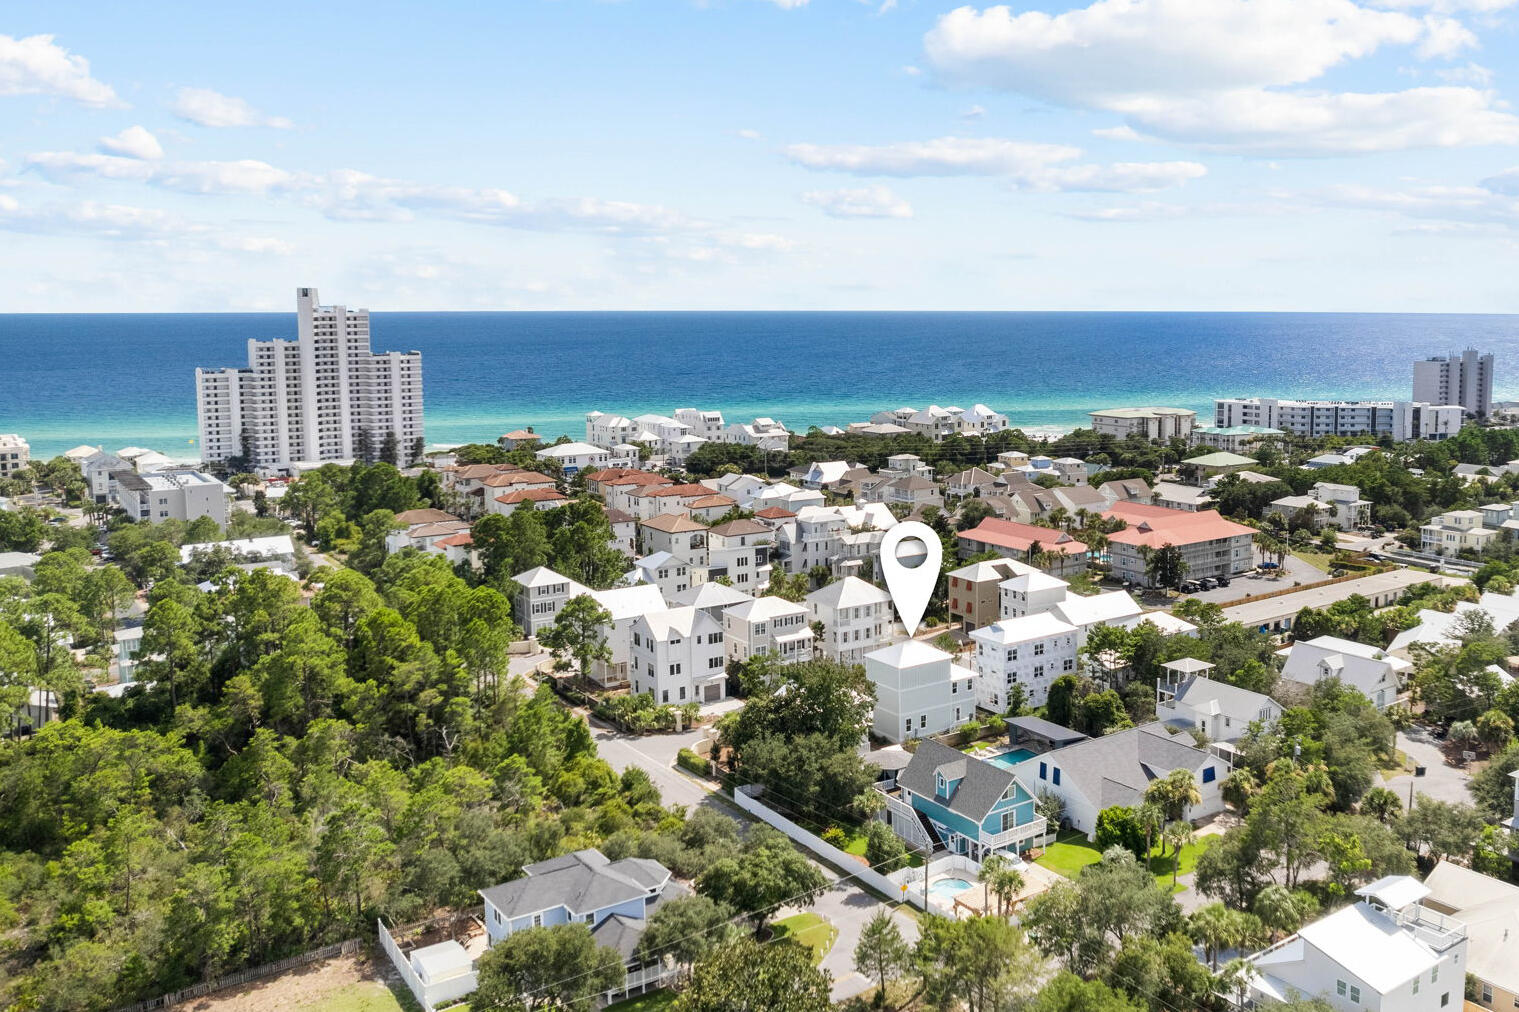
left=3, top=311, right=1519, bottom=462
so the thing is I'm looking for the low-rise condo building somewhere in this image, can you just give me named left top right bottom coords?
left=1089, top=406, right=1196, bottom=441
left=1214, top=397, right=1463, bottom=441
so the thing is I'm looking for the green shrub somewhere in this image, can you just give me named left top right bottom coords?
left=677, top=747, right=709, bottom=777
left=821, top=826, right=848, bottom=848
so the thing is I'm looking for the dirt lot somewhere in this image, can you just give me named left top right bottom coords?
left=183, top=953, right=415, bottom=1012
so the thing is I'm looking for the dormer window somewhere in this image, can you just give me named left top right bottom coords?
left=935, top=772, right=947, bottom=797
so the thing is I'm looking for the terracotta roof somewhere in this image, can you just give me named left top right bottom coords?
left=501, top=429, right=537, bottom=440
left=640, top=483, right=716, bottom=498
left=640, top=512, right=708, bottom=533
left=394, top=508, right=458, bottom=525
left=604, top=507, right=635, bottom=525
left=496, top=488, right=569, bottom=504
left=406, top=520, right=472, bottom=538
left=687, top=494, right=736, bottom=509
left=586, top=467, right=651, bottom=483
left=480, top=471, right=557, bottom=488
left=754, top=506, right=796, bottom=519
left=451, top=463, right=523, bottom=480
left=708, top=519, right=769, bottom=537
left=435, top=532, right=474, bottom=548
left=1102, top=502, right=1255, bottom=549
left=604, top=471, right=672, bottom=487
left=956, top=518, right=1088, bottom=555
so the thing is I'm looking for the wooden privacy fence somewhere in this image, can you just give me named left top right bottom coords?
left=107, top=938, right=362, bottom=1012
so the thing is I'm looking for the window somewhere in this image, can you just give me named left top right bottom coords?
left=936, top=772, right=946, bottom=796
left=1413, top=977, right=1419, bottom=995
left=1432, top=967, right=1439, bottom=983
left=532, top=913, right=543, bottom=928
left=1336, top=981, right=1347, bottom=997
left=1349, top=985, right=1360, bottom=1004
left=1478, top=983, right=1489, bottom=1004
left=1052, top=767, right=1061, bottom=786
left=1202, top=767, right=1216, bottom=784
left=920, top=715, right=927, bottom=729
left=1039, top=762, right=1047, bottom=781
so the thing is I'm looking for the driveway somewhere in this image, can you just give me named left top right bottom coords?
left=777, top=880, right=920, bottom=1002
left=1382, top=727, right=1475, bottom=808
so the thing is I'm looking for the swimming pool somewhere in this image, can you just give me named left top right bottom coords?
left=985, top=748, right=1037, bottom=770
left=928, top=877, right=975, bottom=898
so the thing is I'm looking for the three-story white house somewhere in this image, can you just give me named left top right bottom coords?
left=629, top=606, right=728, bottom=705
left=971, top=613, right=1080, bottom=712
left=865, top=640, right=977, bottom=743
left=723, top=596, right=813, bottom=664
left=807, top=576, right=894, bottom=664
left=512, top=566, right=591, bottom=637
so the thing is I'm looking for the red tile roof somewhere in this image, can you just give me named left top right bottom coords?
left=496, top=488, right=569, bottom=504
left=956, top=518, right=1088, bottom=555
left=501, top=430, right=537, bottom=440
left=754, top=506, right=796, bottom=519
left=480, top=471, right=557, bottom=488
left=639, top=512, right=708, bottom=533
left=1102, top=502, right=1255, bottom=549
left=604, top=507, right=635, bottom=525
left=641, top=483, right=716, bottom=498
left=603, top=471, right=672, bottom=487
left=687, top=494, right=736, bottom=508
left=434, top=532, right=474, bottom=548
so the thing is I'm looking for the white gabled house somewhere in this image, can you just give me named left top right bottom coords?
left=511, top=566, right=591, bottom=638
left=1277, top=635, right=1411, bottom=710
left=630, top=551, right=697, bottom=598
left=629, top=606, right=728, bottom=705
left=806, top=576, right=894, bottom=664
left=865, top=640, right=977, bottom=743
left=586, top=584, right=667, bottom=688
left=1155, top=658, right=1282, bottom=743
left=1241, top=876, right=1467, bottom=1012
left=723, top=596, right=813, bottom=664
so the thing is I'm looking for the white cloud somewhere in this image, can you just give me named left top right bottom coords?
left=736, top=128, right=763, bottom=140
left=925, top=0, right=1425, bottom=100
left=961, top=104, right=986, bottom=120
left=170, top=87, right=292, bottom=128
left=1111, top=86, right=1519, bottom=154
left=1374, top=0, right=1517, bottom=12
left=922, top=0, right=1512, bottom=155
left=0, top=33, right=121, bottom=107
left=1416, top=14, right=1477, bottom=58
left=760, top=0, right=811, bottom=7
left=801, top=185, right=914, bottom=218
left=786, top=136, right=1206, bottom=191
left=1065, top=200, right=1188, bottom=221
left=97, top=126, right=165, bottom=161
left=0, top=196, right=292, bottom=252
left=1436, top=62, right=1495, bottom=85
left=21, top=148, right=784, bottom=244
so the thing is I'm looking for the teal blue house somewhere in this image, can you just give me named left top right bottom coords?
left=884, top=740, right=1048, bottom=860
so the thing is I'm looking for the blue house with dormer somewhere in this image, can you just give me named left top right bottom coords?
left=880, top=740, right=1048, bottom=861
left=478, top=849, right=686, bottom=1002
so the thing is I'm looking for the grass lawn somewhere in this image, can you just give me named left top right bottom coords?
left=1036, top=831, right=1217, bottom=893
left=604, top=991, right=679, bottom=1012
left=1034, top=831, right=1104, bottom=878
left=841, top=828, right=925, bottom=868
left=301, top=982, right=421, bottom=1012
left=772, top=912, right=838, bottom=963
left=1291, top=549, right=1335, bottom=573
left=1147, top=836, right=1217, bottom=893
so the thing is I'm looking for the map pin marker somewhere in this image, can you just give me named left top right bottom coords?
left=879, top=520, right=941, bottom=638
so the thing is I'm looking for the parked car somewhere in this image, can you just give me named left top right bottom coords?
left=1216, top=576, right=1230, bottom=588
left=1199, top=577, right=1217, bottom=590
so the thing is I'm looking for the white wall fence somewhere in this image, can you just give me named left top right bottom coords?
left=733, top=784, right=933, bottom=911
left=887, top=854, right=984, bottom=918
left=377, top=920, right=477, bottom=1012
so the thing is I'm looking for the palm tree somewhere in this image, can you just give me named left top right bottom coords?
left=1252, top=884, right=1301, bottom=943
left=979, top=853, right=1008, bottom=914
left=1162, top=821, right=1195, bottom=888
left=1145, top=768, right=1201, bottom=823
left=987, top=864, right=1024, bottom=917
left=1190, top=903, right=1233, bottom=971
left=1135, top=800, right=1166, bottom=859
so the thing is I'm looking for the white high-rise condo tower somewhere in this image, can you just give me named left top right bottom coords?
left=1414, top=349, right=1493, bottom=418
left=196, top=288, right=424, bottom=471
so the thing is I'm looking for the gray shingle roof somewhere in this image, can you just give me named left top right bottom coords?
left=1039, top=723, right=1212, bottom=810
left=479, top=849, right=671, bottom=920
left=898, top=739, right=1020, bottom=822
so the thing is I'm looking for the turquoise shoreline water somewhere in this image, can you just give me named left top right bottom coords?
left=2, top=311, right=1518, bottom=461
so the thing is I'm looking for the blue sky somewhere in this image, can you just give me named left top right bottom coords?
left=3, top=0, right=1519, bottom=312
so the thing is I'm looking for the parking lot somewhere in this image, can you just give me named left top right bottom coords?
left=1179, top=553, right=1329, bottom=605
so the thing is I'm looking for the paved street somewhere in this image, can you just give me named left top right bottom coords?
left=1383, top=727, right=1474, bottom=807
left=591, top=719, right=717, bottom=811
